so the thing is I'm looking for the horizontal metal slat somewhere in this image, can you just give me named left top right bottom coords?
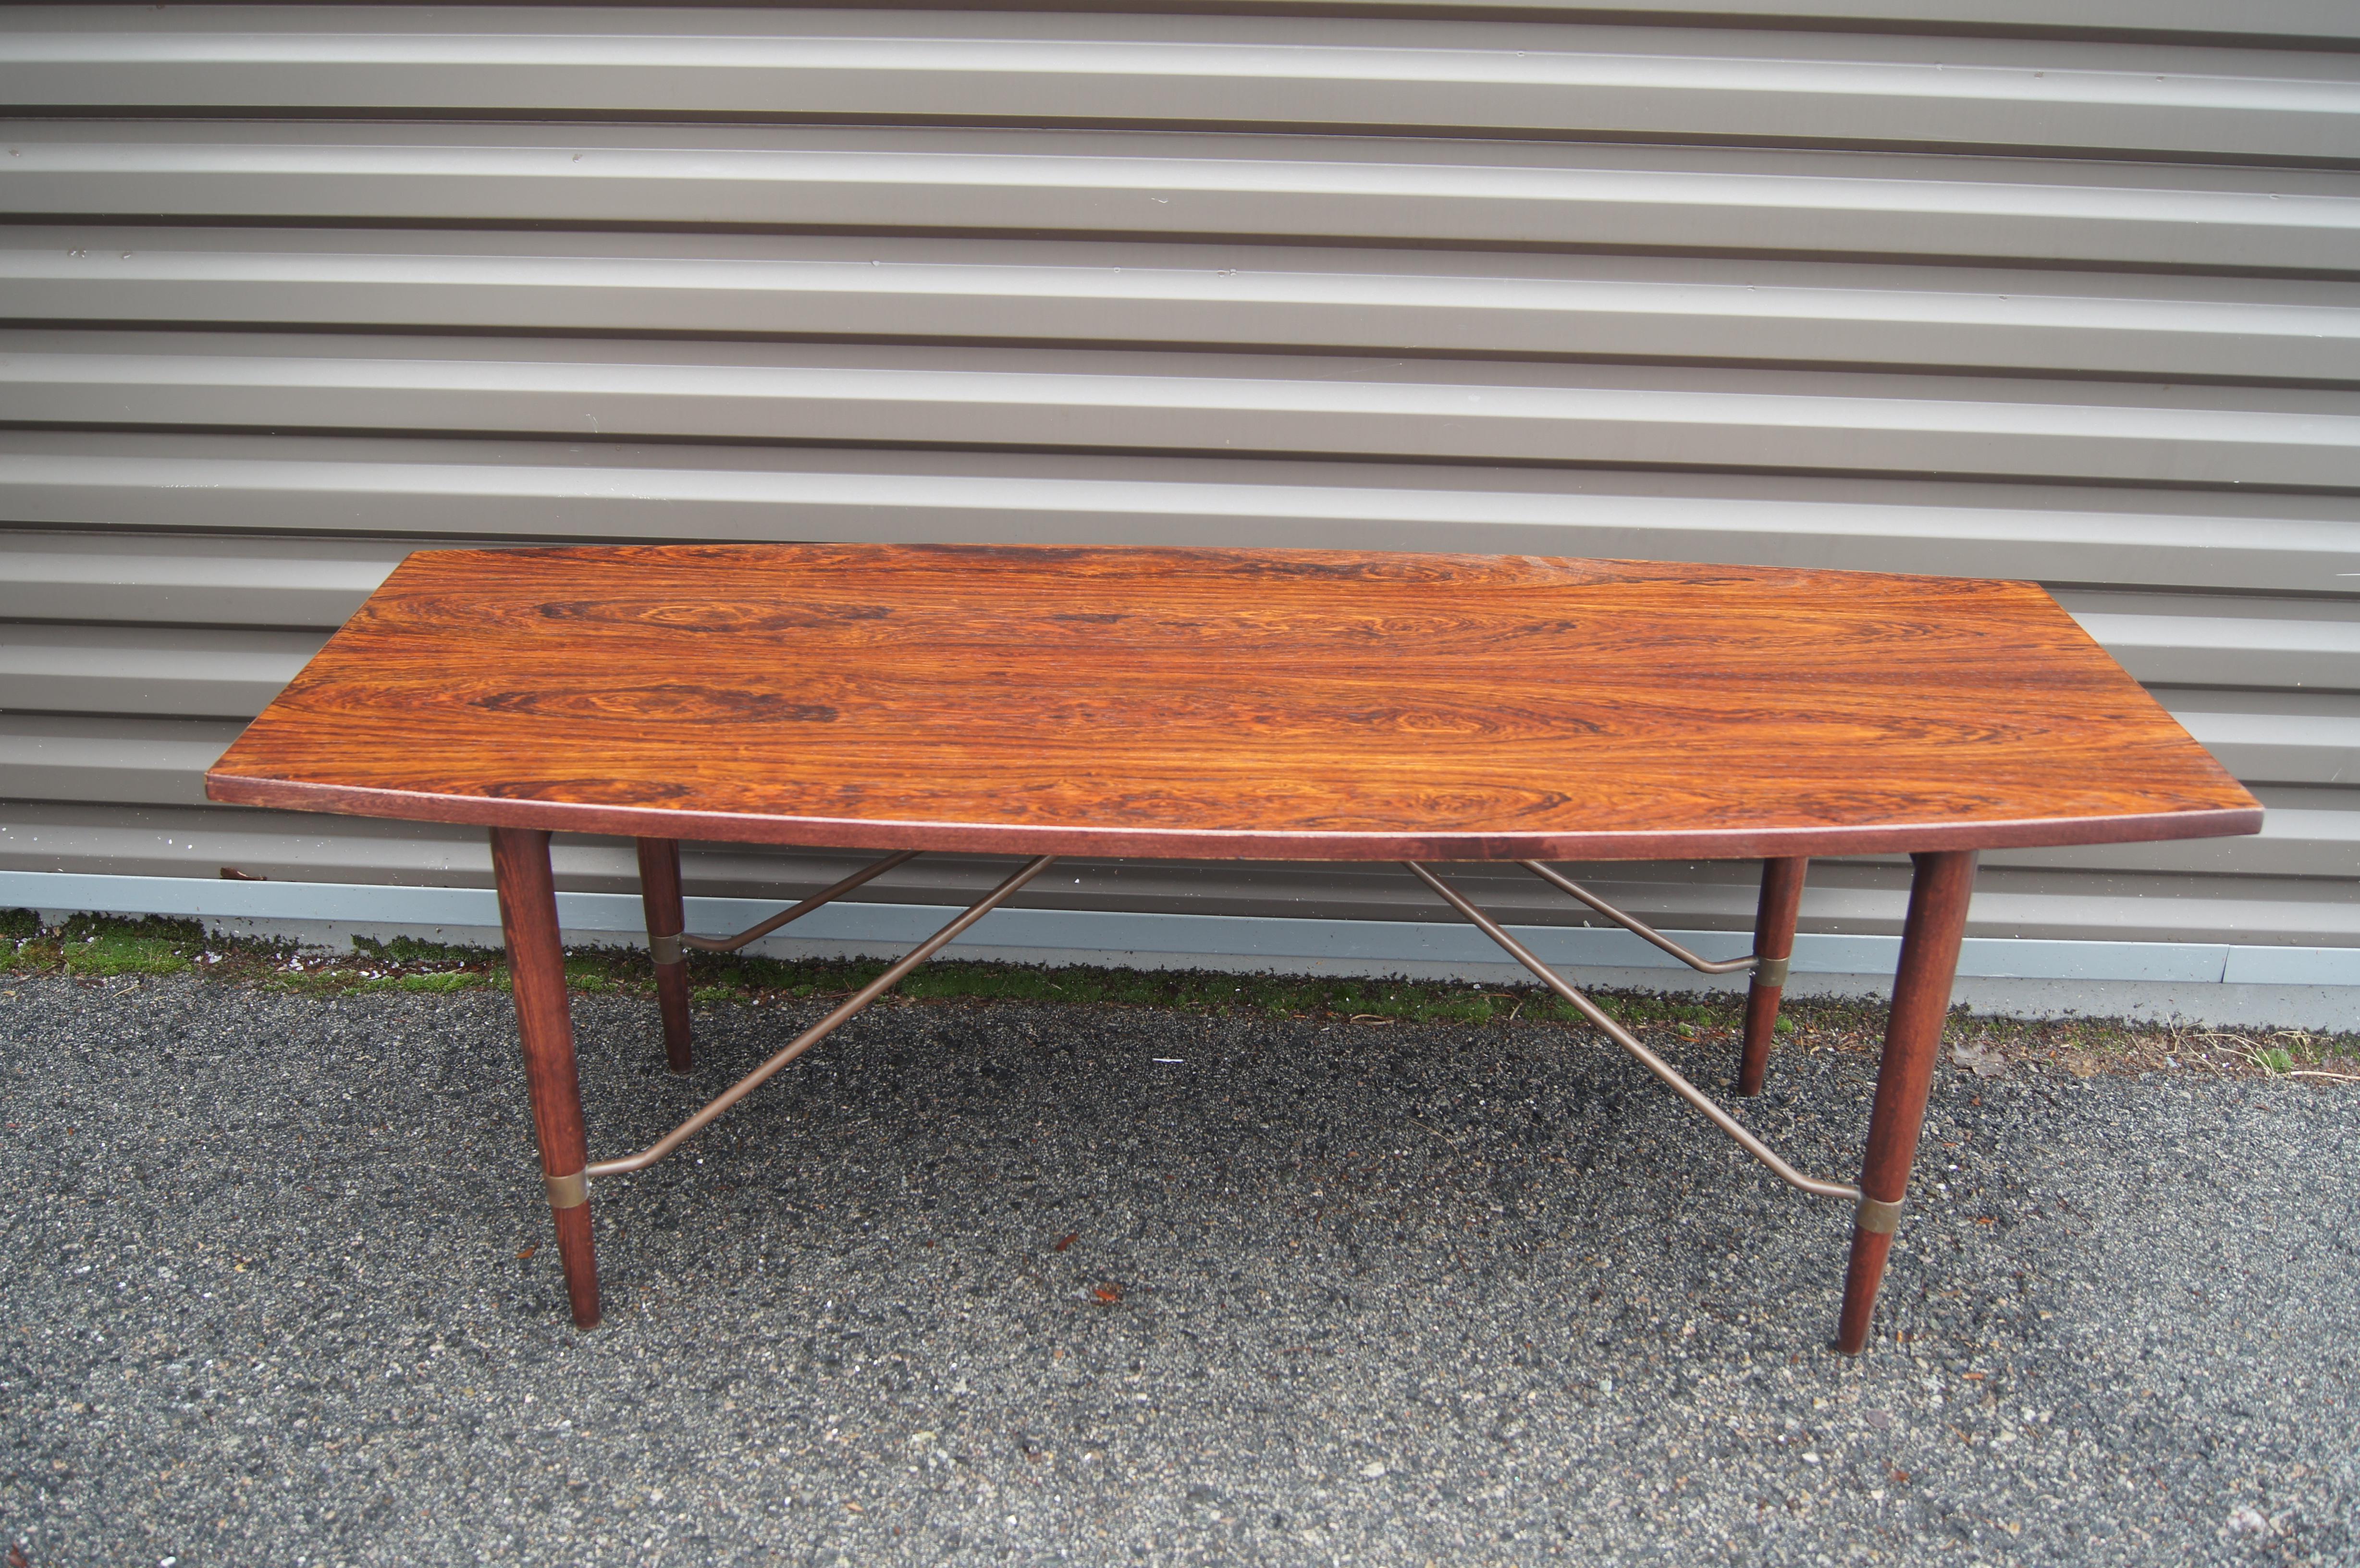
left=8, top=124, right=2356, bottom=274
left=1194, top=0, right=2360, bottom=39
left=1951, top=882, right=2360, bottom=946
left=9, top=332, right=2356, bottom=488
left=2065, top=609, right=2360, bottom=691
left=18, top=2, right=2356, bottom=57
left=0, top=623, right=322, bottom=718
left=5, top=432, right=2355, bottom=593
left=10, top=229, right=2356, bottom=385
left=1981, top=796, right=2360, bottom=877
left=2165, top=697, right=2360, bottom=787
left=5, top=10, right=2351, bottom=161
left=0, top=530, right=403, bottom=627
left=0, top=714, right=237, bottom=807
left=0, top=802, right=500, bottom=885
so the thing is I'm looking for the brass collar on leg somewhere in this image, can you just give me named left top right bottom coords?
left=1854, top=1196, right=1905, bottom=1235
left=545, top=1170, right=589, bottom=1210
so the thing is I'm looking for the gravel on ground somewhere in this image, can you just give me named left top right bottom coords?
left=3, top=973, right=2353, bottom=1566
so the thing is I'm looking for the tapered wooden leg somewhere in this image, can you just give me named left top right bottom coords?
left=1835, top=849, right=1976, bottom=1355
left=1738, top=856, right=1808, bottom=1097
left=636, top=837, right=694, bottom=1074
left=492, top=826, right=602, bottom=1330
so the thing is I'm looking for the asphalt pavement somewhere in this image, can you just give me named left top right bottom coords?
left=4, top=974, right=2354, bottom=1566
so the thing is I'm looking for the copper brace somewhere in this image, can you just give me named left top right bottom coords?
left=1517, top=861, right=1765, bottom=976
left=1406, top=862, right=1860, bottom=1204
left=680, top=850, right=923, bottom=955
left=582, top=855, right=1057, bottom=1181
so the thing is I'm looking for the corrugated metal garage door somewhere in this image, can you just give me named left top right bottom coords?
left=1, top=2, right=2354, bottom=957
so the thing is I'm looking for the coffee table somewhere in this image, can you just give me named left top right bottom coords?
left=205, top=543, right=2260, bottom=1351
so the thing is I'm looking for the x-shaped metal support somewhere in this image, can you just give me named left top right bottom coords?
left=499, top=834, right=1971, bottom=1349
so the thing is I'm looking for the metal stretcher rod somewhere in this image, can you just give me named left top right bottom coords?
left=677, top=849, right=924, bottom=955
left=1404, top=863, right=1860, bottom=1204
left=1518, top=860, right=1758, bottom=975
left=586, top=854, right=1057, bottom=1180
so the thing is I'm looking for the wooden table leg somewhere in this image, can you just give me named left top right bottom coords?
left=492, top=826, right=603, bottom=1330
left=636, top=837, right=694, bottom=1074
left=1836, top=848, right=1976, bottom=1354
left=1738, top=856, right=1808, bottom=1097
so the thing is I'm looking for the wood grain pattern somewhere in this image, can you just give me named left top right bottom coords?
left=207, top=543, right=2261, bottom=860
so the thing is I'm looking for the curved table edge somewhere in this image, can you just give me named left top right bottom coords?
left=205, top=772, right=2264, bottom=862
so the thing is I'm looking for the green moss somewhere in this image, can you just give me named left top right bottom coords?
left=352, top=934, right=486, bottom=967
left=563, top=958, right=618, bottom=993
left=55, top=914, right=206, bottom=976
left=63, top=935, right=193, bottom=977
left=394, top=971, right=486, bottom=994
left=61, top=912, right=204, bottom=945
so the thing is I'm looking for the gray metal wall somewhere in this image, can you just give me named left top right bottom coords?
left=2, top=2, right=2356, bottom=952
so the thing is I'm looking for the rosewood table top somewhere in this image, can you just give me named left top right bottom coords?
left=204, top=541, right=2264, bottom=1348
left=206, top=541, right=2259, bottom=860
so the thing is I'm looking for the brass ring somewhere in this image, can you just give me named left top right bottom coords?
left=1855, top=1196, right=1905, bottom=1235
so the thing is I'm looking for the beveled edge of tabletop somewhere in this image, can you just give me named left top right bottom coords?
left=202, top=771, right=2264, bottom=862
